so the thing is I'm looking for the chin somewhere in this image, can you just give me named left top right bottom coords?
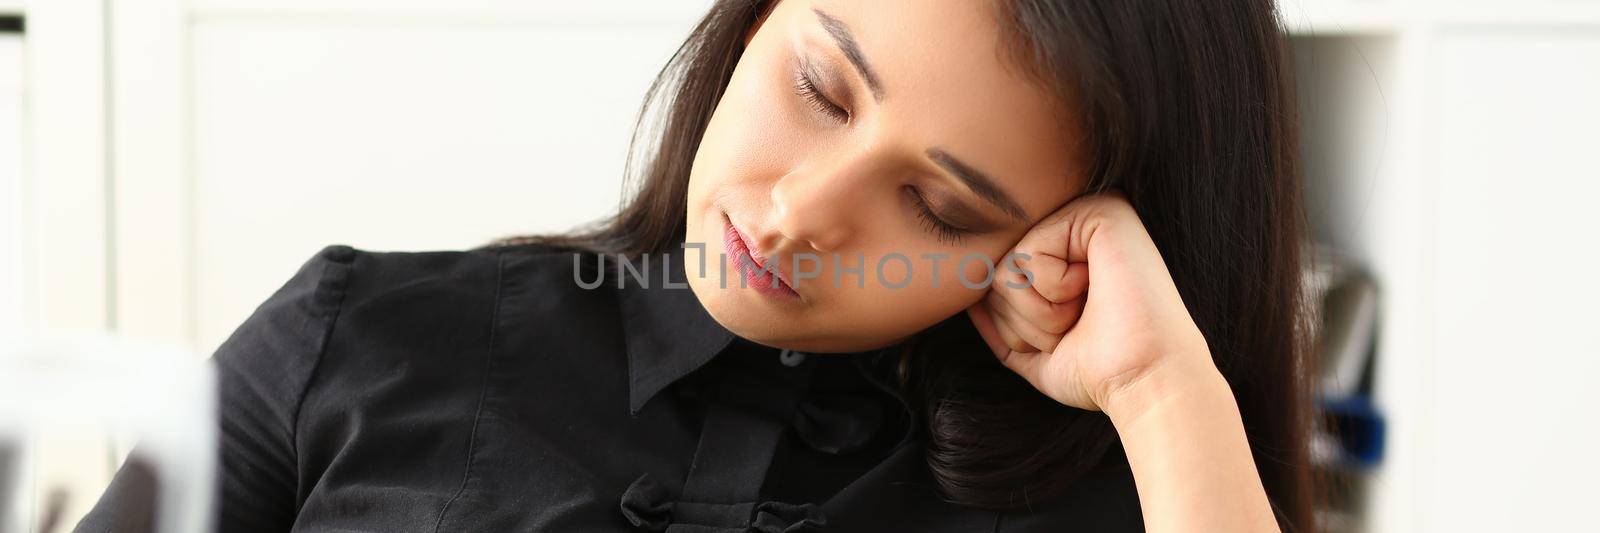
left=684, top=260, right=784, bottom=343
left=684, top=275, right=909, bottom=355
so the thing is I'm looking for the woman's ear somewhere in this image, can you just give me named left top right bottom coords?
left=744, top=0, right=779, bottom=48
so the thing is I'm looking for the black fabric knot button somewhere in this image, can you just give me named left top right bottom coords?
left=671, top=372, right=889, bottom=455
left=619, top=473, right=828, bottom=532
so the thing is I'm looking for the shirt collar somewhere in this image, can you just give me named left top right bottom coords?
left=615, top=250, right=738, bottom=416
left=613, top=248, right=917, bottom=420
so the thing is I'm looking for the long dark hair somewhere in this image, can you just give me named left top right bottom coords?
left=476, top=0, right=1316, bottom=529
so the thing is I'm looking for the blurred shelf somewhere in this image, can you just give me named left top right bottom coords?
left=0, top=0, right=22, bottom=18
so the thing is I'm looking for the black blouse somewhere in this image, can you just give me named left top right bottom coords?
left=75, top=243, right=1143, bottom=532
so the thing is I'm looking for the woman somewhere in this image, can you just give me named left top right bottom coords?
left=79, top=0, right=1314, bottom=531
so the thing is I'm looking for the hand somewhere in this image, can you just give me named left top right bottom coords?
left=966, top=191, right=1218, bottom=413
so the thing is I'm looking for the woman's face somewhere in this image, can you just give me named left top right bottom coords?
left=684, top=0, right=1086, bottom=353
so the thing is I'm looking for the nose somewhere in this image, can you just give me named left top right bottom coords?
left=767, top=156, right=871, bottom=253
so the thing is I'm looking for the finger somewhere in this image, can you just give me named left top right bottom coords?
left=990, top=307, right=1037, bottom=355
left=965, top=301, right=1009, bottom=359
left=991, top=265, right=1089, bottom=337
left=967, top=302, right=1047, bottom=382
left=986, top=289, right=1062, bottom=353
left=971, top=297, right=1038, bottom=355
left=1006, top=252, right=1089, bottom=304
left=1011, top=292, right=1087, bottom=342
left=1014, top=193, right=1180, bottom=308
left=995, top=340, right=1048, bottom=390
left=1014, top=193, right=1137, bottom=265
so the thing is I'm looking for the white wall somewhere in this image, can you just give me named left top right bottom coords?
left=132, top=1, right=711, bottom=357
left=185, top=12, right=701, bottom=353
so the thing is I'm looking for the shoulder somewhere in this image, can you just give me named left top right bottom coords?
left=325, top=243, right=503, bottom=315
left=256, top=243, right=504, bottom=316
left=284, top=242, right=604, bottom=321
left=215, top=243, right=523, bottom=377
left=255, top=241, right=627, bottom=350
left=483, top=241, right=601, bottom=288
left=301, top=241, right=630, bottom=363
left=213, top=243, right=506, bottom=383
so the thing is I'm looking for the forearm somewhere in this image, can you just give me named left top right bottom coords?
left=1104, top=359, right=1280, bottom=533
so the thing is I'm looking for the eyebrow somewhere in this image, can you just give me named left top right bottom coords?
left=812, top=8, right=884, bottom=102
left=925, top=148, right=1032, bottom=224
left=811, top=8, right=1030, bottom=225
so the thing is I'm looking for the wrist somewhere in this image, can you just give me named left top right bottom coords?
left=1100, top=354, right=1233, bottom=428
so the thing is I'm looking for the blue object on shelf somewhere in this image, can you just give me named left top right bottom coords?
left=1318, top=394, right=1385, bottom=468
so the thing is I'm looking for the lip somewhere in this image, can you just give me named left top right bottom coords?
left=723, top=212, right=800, bottom=300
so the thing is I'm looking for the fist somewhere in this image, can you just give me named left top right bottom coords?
left=967, top=191, right=1215, bottom=412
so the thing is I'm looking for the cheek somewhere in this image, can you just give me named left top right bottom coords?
left=689, top=65, right=817, bottom=201
left=816, top=248, right=1006, bottom=341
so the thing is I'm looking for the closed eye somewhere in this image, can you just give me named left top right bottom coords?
left=792, top=59, right=850, bottom=123
left=905, top=186, right=972, bottom=245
